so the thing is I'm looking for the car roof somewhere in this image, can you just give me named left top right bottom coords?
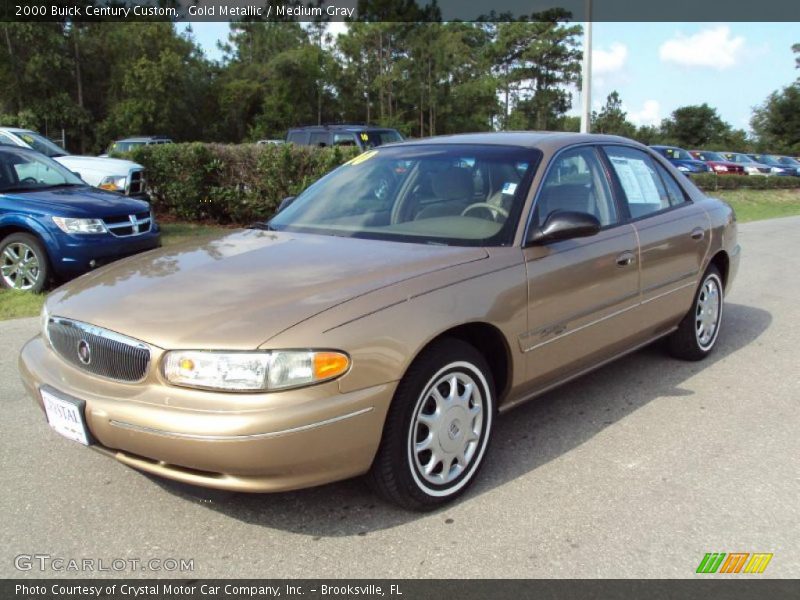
left=116, top=136, right=170, bottom=142
left=289, top=125, right=398, bottom=132
left=0, top=127, right=31, bottom=134
left=393, top=131, right=640, bottom=152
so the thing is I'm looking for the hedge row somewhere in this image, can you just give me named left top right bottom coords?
left=691, top=172, right=800, bottom=191
left=128, top=143, right=360, bottom=224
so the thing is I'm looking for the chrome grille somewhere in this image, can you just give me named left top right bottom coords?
left=126, top=168, right=145, bottom=196
left=103, top=211, right=152, bottom=237
left=47, top=317, right=150, bottom=383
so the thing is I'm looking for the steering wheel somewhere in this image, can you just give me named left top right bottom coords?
left=19, top=177, right=38, bottom=185
left=461, top=202, right=509, bottom=221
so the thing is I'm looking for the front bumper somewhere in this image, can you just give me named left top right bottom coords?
left=19, top=335, right=394, bottom=492
left=51, top=228, right=161, bottom=279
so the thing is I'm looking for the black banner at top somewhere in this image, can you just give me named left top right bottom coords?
left=3, top=0, right=800, bottom=22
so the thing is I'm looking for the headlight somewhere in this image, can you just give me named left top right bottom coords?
left=770, top=167, right=782, bottom=174
left=98, top=175, right=127, bottom=191
left=52, top=217, right=107, bottom=234
left=162, top=350, right=350, bottom=392
left=713, top=165, right=728, bottom=172
left=745, top=166, right=758, bottom=174
left=677, top=165, right=690, bottom=172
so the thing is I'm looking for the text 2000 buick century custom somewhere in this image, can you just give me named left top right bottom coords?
left=19, top=133, right=740, bottom=510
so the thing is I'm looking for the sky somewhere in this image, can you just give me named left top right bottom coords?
left=179, top=21, right=799, bottom=133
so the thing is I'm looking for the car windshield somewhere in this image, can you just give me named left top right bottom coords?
left=659, top=147, right=693, bottom=161
left=360, top=130, right=404, bottom=149
left=777, top=156, right=800, bottom=166
left=753, top=155, right=781, bottom=166
left=110, top=141, right=146, bottom=153
left=16, top=131, right=68, bottom=158
left=0, top=148, right=85, bottom=193
left=269, top=144, right=539, bottom=247
left=725, top=154, right=755, bottom=164
left=694, top=151, right=724, bottom=162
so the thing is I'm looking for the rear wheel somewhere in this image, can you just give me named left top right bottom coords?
left=0, top=233, right=49, bottom=293
left=668, top=265, right=723, bottom=361
left=368, top=338, right=495, bottom=510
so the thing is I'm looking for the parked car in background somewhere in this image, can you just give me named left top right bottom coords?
left=0, top=128, right=148, bottom=198
left=19, top=132, right=738, bottom=509
left=257, top=139, right=285, bottom=146
left=774, top=155, right=800, bottom=176
left=747, top=154, right=798, bottom=176
left=650, top=145, right=711, bottom=175
left=0, top=146, right=159, bottom=292
left=718, top=152, right=773, bottom=176
left=102, top=136, right=173, bottom=156
left=287, top=124, right=403, bottom=151
left=689, top=150, right=745, bottom=175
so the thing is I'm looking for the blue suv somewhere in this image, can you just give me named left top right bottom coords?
left=0, top=146, right=160, bottom=292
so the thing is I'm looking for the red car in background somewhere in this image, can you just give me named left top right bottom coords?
left=690, top=150, right=745, bottom=175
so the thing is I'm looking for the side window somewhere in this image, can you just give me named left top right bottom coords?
left=651, top=160, right=688, bottom=206
left=536, top=147, right=618, bottom=227
left=603, top=146, right=671, bottom=219
left=286, top=131, right=308, bottom=145
left=333, top=133, right=357, bottom=147
left=309, top=132, right=328, bottom=147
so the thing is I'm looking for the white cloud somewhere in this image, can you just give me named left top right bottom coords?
left=593, top=42, right=628, bottom=75
left=628, top=100, right=661, bottom=127
left=658, top=26, right=745, bottom=70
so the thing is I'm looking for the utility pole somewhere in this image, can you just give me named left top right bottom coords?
left=580, top=0, right=593, bottom=133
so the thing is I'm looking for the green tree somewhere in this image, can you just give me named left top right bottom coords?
left=492, top=11, right=582, bottom=130
left=591, top=91, right=635, bottom=137
left=660, top=103, right=734, bottom=148
left=751, top=83, right=800, bottom=154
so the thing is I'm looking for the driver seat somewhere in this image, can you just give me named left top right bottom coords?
left=414, top=167, right=473, bottom=220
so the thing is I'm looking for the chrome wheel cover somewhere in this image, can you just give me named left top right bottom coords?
left=408, top=362, right=491, bottom=496
left=1, top=242, right=41, bottom=290
left=695, top=274, right=722, bottom=349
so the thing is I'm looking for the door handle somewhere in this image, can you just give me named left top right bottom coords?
left=616, top=251, right=635, bottom=267
left=691, top=228, right=705, bottom=241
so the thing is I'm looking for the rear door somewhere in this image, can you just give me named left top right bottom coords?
left=522, top=145, right=640, bottom=392
left=602, top=145, right=710, bottom=333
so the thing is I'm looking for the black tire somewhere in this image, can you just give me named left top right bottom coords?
left=667, top=265, right=724, bottom=361
left=367, top=338, right=496, bottom=511
left=0, top=233, right=49, bottom=293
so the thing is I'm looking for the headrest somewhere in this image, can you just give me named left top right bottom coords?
left=431, top=167, right=473, bottom=201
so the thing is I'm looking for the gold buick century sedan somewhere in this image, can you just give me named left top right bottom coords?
left=19, top=133, right=739, bottom=510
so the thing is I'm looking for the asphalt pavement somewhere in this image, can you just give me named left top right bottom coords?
left=1, top=216, right=798, bottom=579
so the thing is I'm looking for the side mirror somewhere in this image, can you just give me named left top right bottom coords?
left=527, top=211, right=601, bottom=245
left=275, top=195, right=296, bottom=214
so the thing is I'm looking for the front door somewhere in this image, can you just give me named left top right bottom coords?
left=521, top=145, right=640, bottom=393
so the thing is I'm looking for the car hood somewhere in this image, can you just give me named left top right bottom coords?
left=54, top=155, right=142, bottom=173
left=46, top=230, right=489, bottom=349
left=1, top=186, right=149, bottom=218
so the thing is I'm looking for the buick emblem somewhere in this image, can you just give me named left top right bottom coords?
left=77, top=339, right=92, bottom=365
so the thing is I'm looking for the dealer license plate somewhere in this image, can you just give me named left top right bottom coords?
left=41, top=388, right=91, bottom=446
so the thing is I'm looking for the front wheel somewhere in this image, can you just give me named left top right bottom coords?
left=0, top=233, right=49, bottom=293
left=367, top=339, right=495, bottom=511
left=668, top=265, right=724, bottom=361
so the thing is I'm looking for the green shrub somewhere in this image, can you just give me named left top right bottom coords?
left=128, top=143, right=360, bottom=224
left=691, top=172, right=800, bottom=192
